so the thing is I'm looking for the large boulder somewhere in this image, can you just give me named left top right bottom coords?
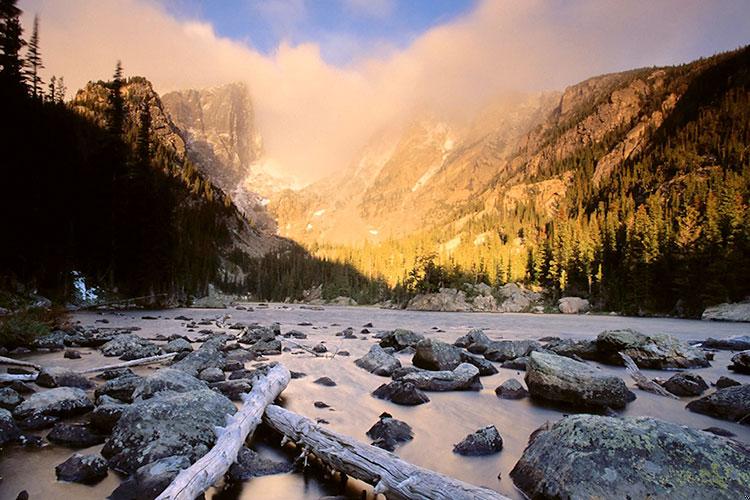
left=543, top=338, right=599, bottom=360
left=131, top=369, right=207, bottom=401
left=511, top=415, right=750, bottom=499
left=100, top=334, right=161, bottom=359
left=729, top=351, right=750, bottom=374
left=379, top=329, right=424, bottom=351
left=13, top=387, right=93, bottom=419
left=36, top=367, right=94, bottom=390
left=412, top=339, right=463, bottom=371
left=55, top=453, right=108, bottom=484
left=102, top=389, right=236, bottom=473
left=701, top=335, right=750, bottom=351
left=496, top=283, right=542, bottom=312
left=406, top=288, right=471, bottom=312
left=558, top=297, right=590, bottom=314
left=90, top=398, right=127, bottom=432
left=660, top=372, right=709, bottom=397
left=163, top=338, right=193, bottom=353
left=110, top=455, right=190, bottom=500
left=354, top=345, right=402, bottom=376
left=596, top=329, right=709, bottom=369
left=0, top=408, right=21, bottom=444
left=686, top=385, right=750, bottom=424
left=47, top=422, right=105, bottom=448
left=453, top=425, right=503, bottom=456
left=702, top=302, right=750, bottom=322
left=484, top=340, right=540, bottom=362
left=525, top=351, right=635, bottom=409
left=372, top=381, right=430, bottom=406
left=170, top=339, right=226, bottom=377
left=454, top=329, right=491, bottom=353
left=397, top=363, right=481, bottom=391
left=95, top=374, right=144, bottom=403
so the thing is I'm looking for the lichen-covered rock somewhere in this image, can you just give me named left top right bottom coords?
left=354, top=345, right=402, bottom=376
left=510, top=415, right=750, bottom=499
left=729, top=351, right=750, bottom=374
left=453, top=425, right=503, bottom=456
left=412, top=339, right=463, bottom=371
left=686, top=385, right=750, bottom=424
left=34, top=330, right=70, bottom=349
left=170, top=339, right=226, bottom=377
left=702, top=335, right=750, bottom=350
left=47, top=422, right=105, bottom=448
left=91, top=398, right=127, bottom=432
left=36, top=367, right=94, bottom=389
left=484, top=340, right=540, bottom=362
left=397, top=363, right=481, bottom=391
left=109, top=455, right=190, bottom=500
left=0, top=387, right=23, bottom=410
left=250, top=338, right=282, bottom=355
left=226, top=447, right=293, bottom=481
left=55, top=453, right=108, bottom=484
left=543, top=338, right=599, bottom=360
left=102, top=389, right=235, bottom=473
left=198, top=367, right=225, bottom=383
left=366, top=412, right=413, bottom=451
left=163, top=338, right=193, bottom=353
left=379, top=329, right=424, bottom=351
left=660, top=372, right=709, bottom=397
left=131, top=368, right=207, bottom=401
left=525, top=351, right=635, bottom=409
left=209, top=379, right=253, bottom=401
left=372, top=381, right=430, bottom=406
left=95, top=374, right=143, bottom=403
left=100, top=334, right=161, bottom=359
left=596, top=329, right=709, bottom=369
left=0, top=408, right=20, bottom=444
left=701, top=302, right=750, bottom=322
left=454, top=329, right=491, bottom=353
left=13, top=387, right=93, bottom=419
left=495, top=378, right=528, bottom=399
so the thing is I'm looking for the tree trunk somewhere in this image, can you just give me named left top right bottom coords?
left=263, top=404, right=510, bottom=500
left=77, top=352, right=178, bottom=374
left=619, top=353, right=678, bottom=399
left=156, top=363, right=291, bottom=500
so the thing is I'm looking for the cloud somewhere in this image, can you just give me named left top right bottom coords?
left=341, top=0, right=395, bottom=19
left=19, top=0, right=750, bottom=184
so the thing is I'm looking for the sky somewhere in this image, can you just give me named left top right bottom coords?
left=19, top=0, right=750, bottom=184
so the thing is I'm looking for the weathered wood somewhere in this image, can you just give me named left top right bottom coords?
left=619, top=353, right=678, bottom=399
left=0, top=373, right=37, bottom=382
left=0, top=356, right=41, bottom=370
left=156, top=363, right=291, bottom=500
left=264, top=405, right=510, bottom=500
left=77, top=352, right=178, bottom=374
left=284, top=339, right=325, bottom=358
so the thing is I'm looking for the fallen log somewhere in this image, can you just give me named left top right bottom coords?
left=156, top=363, right=291, bottom=500
left=77, top=352, right=178, bottom=374
left=0, top=373, right=37, bottom=382
left=0, top=356, right=41, bottom=370
left=284, top=339, right=325, bottom=358
left=619, top=353, right=678, bottom=399
left=263, top=405, right=510, bottom=500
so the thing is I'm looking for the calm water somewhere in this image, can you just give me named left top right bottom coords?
left=1, top=305, right=748, bottom=500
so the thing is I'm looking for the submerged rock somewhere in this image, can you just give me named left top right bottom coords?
left=660, top=372, right=709, bottom=397
left=313, top=377, right=337, bottom=387
left=729, top=351, right=750, bottom=374
left=372, top=381, right=430, bottom=406
left=13, top=387, right=93, bottom=419
left=453, top=425, right=503, bottom=456
left=510, top=415, right=750, bottom=499
left=366, top=412, right=413, bottom=451
left=227, top=447, right=294, bottom=481
left=495, top=378, right=528, bottom=399
left=525, top=351, right=635, bottom=409
left=102, top=389, right=235, bottom=473
left=55, top=453, right=108, bottom=484
left=397, top=363, right=481, bottom=391
left=686, top=385, right=750, bottom=424
left=412, top=339, right=463, bottom=371
left=354, top=345, right=402, bottom=376
left=110, top=455, right=190, bottom=500
left=596, top=329, right=709, bottom=369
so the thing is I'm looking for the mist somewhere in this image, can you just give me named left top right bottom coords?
left=20, top=0, right=750, bottom=184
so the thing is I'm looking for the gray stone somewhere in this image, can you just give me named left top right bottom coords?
left=314, top=377, right=336, bottom=387
left=702, top=335, right=750, bottom=351
left=13, top=387, right=93, bottom=419
left=55, top=453, right=108, bottom=484
left=702, top=302, right=750, bottom=322
left=372, top=381, right=430, bottom=406
left=95, top=374, right=143, bottom=403
left=397, top=363, right=481, bottom=391
left=91, top=399, right=127, bottom=432
left=596, top=329, right=709, bottom=369
left=100, top=334, right=161, bottom=359
left=0, top=387, right=23, bottom=410
left=686, top=385, right=750, bottom=424
left=544, top=338, right=599, bottom=361
left=0, top=408, right=20, bottom=444
left=558, top=297, right=590, bottom=314
left=413, top=339, right=463, bottom=371
left=227, top=447, right=294, bottom=481
left=495, top=378, right=528, bottom=399
left=366, top=412, right=413, bottom=451
left=354, top=345, right=402, bottom=376
left=379, top=329, right=425, bottom=351
left=170, top=339, right=226, bottom=377
left=510, top=415, right=750, bottom=499
left=109, top=455, right=191, bottom=500
left=660, top=372, right=709, bottom=397
left=198, top=367, right=225, bottom=383
left=163, top=338, right=193, bottom=353
left=36, top=367, right=94, bottom=390
left=716, top=376, right=741, bottom=389
left=484, top=340, right=540, bottom=362
left=460, top=352, right=498, bottom=375
left=453, top=329, right=491, bottom=353
left=132, top=369, right=207, bottom=401
left=47, top=422, right=105, bottom=448
left=729, top=350, right=750, bottom=374
left=453, top=425, right=503, bottom=456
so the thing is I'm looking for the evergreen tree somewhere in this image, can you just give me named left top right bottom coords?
left=53, top=75, right=64, bottom=103
left=0, top=0, right=26, bottom=95
left=25, top=14, right=41, bottom=98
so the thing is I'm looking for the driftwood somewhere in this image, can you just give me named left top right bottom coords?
left=0, top=356, right=41, bottom=370
left=263, top=404, right=510, bottom=500
left=284, top=339, right=325, bottom=358
left=77, top=352, right=178, bottom=374
left=619, top=353, right=678, bottom=399
left=156, top=364, right=291, bottom=500
left=0, top=373, right=37, bottom=382
left=75, top=293, right=170, bottom=310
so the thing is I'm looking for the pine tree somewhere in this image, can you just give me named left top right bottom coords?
left=25, top=14, right=42, bottom=99
left=53, top=75, right=64, bottom=103
left=46, top=73, right=54, bottom=101
left=0, top=0, right=26, bottom=95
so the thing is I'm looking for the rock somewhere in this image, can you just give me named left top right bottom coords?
left=460, top=352, right=499, bottom=375
left=222, top=360, right=244, bottom=372
left=558, top=297, right=590, bottom=314
left=379, top=329, right=425, bottom=351
left=47, top=422, right=105, bottom=448
left=290, top=371, right=306, bottom=379
left=109, top=455, right=190, bottom=500
left=13, top=387, right=93, bottom=419
left=64, top=349, right=82, bottom=359
left=34, top=330, right=70, bottom=349
left=470, top=294, right=498, bottom=312
left=226, top=447, right=294, bottom=481
left=660, top=372, right=709, bottom=397
left=163, top=338, right=193, bottom=353
left=454, top=329, right=491, bottom=353
left=496, top=283, right=542, bottom=312
left=407, top=288, right=471, bottom=312
left=703, top=426, right=736, bottom=437
left=397, top=363, right=481, bottom=391
left=314, top=377, right=336, bottom=387
left=495, top=379, right=528, bottom=399
left=249, top=339, right=282, bottom=355
left=313, top=401, right=330, bottom=408
left=312, top=343, right=328, bottom=354
left=453, top=425, right=503, bottom=456
left=501, top=356, right=529, bottom=371
left=510, top=415, right=750, bottom=499
left=55, top=453, right=108, bottom=484
left=91, top=399, right=127, bottom=432
left=372, top=381, right=430, bottom=406
left=729, top=350, right=750, bottom=374
left=170, top=339, right=226, bottom=377
left=596, top=329, right=709, bottom=369
left=701, top=335, right=750, bottom=351
left=8, top=381, right=34, bottom=394
left=99, top=368, right=134, bottom=380
left=102, top=389, right=235, bottom=473
left=366, top=412, right=413, bottom=451
left=192, top=284, right=232, bottom=309
left=412, top=339, right=463, bottom=371
left=7, top=367, right=33, bottom=375
left=525, top=351, right=635, bottom=409
left=328, top=296, right=357, bottom=306
left=131, top=368, right=208, bottom=401
left=36, top=367, right=94, bottom=389
left=686, top=385, right=750, bottom=424
left=95, top=374, right=143, bottom=403
left=702, top=302, right=750, bottom=322
left=544, top=338, right=599, bottom=360
left=0, top=408, right=21, bottom=444
left=198, top=367, right=225, bottom=383
left=225, top=348, right=256, bottom=363
left=716, top=376, right=742, bottom=389
left=484, top=340, right=540, bottom=362
left=100, top=334, right=161, bottom=359
left=0, top=387, right=23, bottom=410
left=18, top=414, right=59, bottom=430
left=354, top=345, right=402, bottom=376
left=209, top=379, right=253, bottom=401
